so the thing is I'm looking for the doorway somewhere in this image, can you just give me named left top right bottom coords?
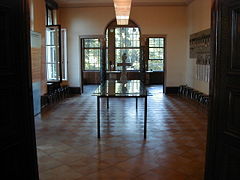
left=80, top=36, right=104, bottom=93
left=13, top=0, right=234, bottom=179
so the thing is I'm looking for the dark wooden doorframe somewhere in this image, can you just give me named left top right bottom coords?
left=79, top=35, right=104, bottom=93
left=0, top=0, right=39, bottom=179
left=205, top=1, right=218, bottom=178
left=142, top=35, right=167, bottom=93
left=205, top=0, right=240, bottom=179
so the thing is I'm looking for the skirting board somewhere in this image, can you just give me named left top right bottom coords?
left=69, top=87, right=81, bottom=94
left=165, top=87, right=179, bottom=94
left=41, top=94, right=48, bottom=109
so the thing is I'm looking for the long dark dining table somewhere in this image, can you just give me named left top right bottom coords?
left=92, top=80, right=149, bottom=139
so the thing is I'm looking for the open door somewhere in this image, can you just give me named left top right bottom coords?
left=205, top=0, right=240, bottom=179
left=0, top=0, right=39, bottom=179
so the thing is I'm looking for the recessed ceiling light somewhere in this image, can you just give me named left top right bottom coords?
left=113, top=0, right=132, bottom=25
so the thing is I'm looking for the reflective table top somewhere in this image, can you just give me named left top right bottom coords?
left=93, top=80, right=148, bottom=97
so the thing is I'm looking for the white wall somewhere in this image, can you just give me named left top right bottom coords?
left=185, top=0, right=211, bottom=94
left=132, top=6, right=187, bottom=87
left=59, top=6, right=188, bottom=88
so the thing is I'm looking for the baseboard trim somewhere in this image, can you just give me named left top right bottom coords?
left=166, top=87, right=179, bottom=94
left=41, top=94, right=49, bottom=109
left=69, top=87, right=81, bottom=94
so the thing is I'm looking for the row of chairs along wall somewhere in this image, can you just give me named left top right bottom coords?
left=46, top=82, right=71, bottom=105
left=178, top=85, right=209, bottom=108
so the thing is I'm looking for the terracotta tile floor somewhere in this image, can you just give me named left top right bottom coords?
left=35, top=85, right=207, bottom=180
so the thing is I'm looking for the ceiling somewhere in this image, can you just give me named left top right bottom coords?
left=55, top=0, right=194, bottom=7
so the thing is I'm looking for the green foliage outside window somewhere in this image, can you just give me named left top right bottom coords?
left=115, top=27, right=140, bottom=70
left=149, top=48, right=164, bottom=60
left=83, top=38, right=101, bottom=71
left=149, top=38, right=164, bottom=48
left=148, top=60, right=164, bottom=71
left=115, top=49, right=140, bottom=70
left=84, top=39, right=100, bottom=48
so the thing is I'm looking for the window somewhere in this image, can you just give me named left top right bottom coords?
left=46, top=2, right=57, bottom=26
left=46, top=26, right=61, bottom=81
left=106, top=24, right=140, bottom=71
left=115, top=27, right=140, bottom=70
left=83, top=39, right=101, bottom=71
left=46, top=5, right=57, bottom=82
left=106, top=30, right=109, bottom=70
left=148, top=37, right=165, bottom=71
left=47, top=8, right=53, bottom=25
left=46, top=26, right=66, bottom=82
left=45, top=3, right=64, bottom=82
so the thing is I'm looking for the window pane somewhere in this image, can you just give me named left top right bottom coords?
left=149, top=38, right=164, bottom=47
left=47, top=9, right=53, bottom=25
left=46, top=26, right=61, bottom=82
left=46, top=31, right=55, bottom=45
left=149, top=48, right=164, bottom=60
left=84, top=49, right=100, bottom=70
left=115, top=27, right=140, bottom=48
left=46, top=46, right=57, bottom=63
left=46, top=27, right=59, bottom=46
left=47, top=63, right=58, bottom=80
left=148, top=60, right=164, bottom=71
left=84, top=39, right=100, bottom=48
left=106, top=48, right=109, bottom=70
left=115, top=49, right=140, bottom=70
left=106, top=29, right=108, bottom=48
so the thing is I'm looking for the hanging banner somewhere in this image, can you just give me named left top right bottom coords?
left=190, top=29, right=211, bottom=83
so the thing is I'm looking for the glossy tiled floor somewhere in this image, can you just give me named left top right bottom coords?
left=35, top=85, right=207, bottom=180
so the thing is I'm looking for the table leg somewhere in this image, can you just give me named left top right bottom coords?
left=107, top=97, right=109, bottom=109
left=144, top=96, right=147, bottom=139
left=97, top=96, right=100, bottom=138
left=136, top=97, right=138, bottom=109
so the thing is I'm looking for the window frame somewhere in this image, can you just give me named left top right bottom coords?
left=61, top=28, right=68, bottom=81
left=114, top=27, right=141, bottom=71
left=81, top=38, right=102, bottom=71
left=147, top=37, right=166, bottom=72
left=46, top=8, right=54, bottom=26
left=105, top=20, right=141, bottom=72
left=46, top=0, right=58, bottom=26
left=45, top=1, right=64, bottom=83
left=46, top=25, right=62, bottom=82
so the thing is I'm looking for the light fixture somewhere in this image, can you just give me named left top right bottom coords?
left=113, top=0, right=132, bottom=25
